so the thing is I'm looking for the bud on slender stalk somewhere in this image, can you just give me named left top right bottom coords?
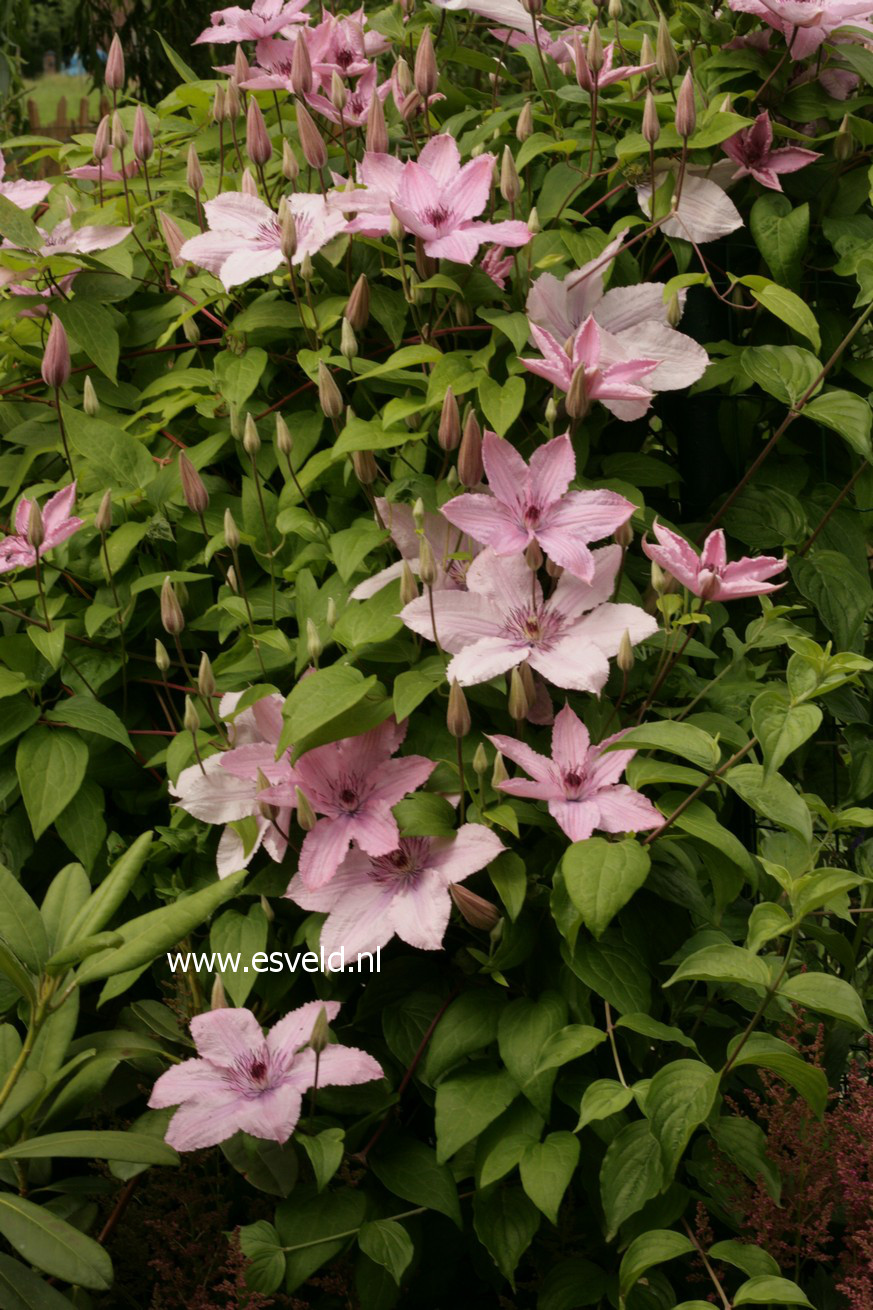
left=260, top=893, right=275, bottom=921
left=198, top=651, right=216, bottom=698
left=93, top=114, right=110, bottom=161
left=656, top=13, right=679, bottom=80
left=226, top=564, right=238, bottom=592
left=675, top=69, right=696, bottom=139
left=226, top=78, right=241, bottom=118
left=133, top=106, right=154, bottom=162
left=650, top=559, right=667, bottom=594
left=42, top=315, right=71, bottom=389
left=282, top=137, right=299, bottom=180
left=224, top=508, right=240, bottom=551
left=210, top=974, right=227, bottom=1009
left=155, top=639, right=170, bottom=675
left=418, top=536, right=437, bottom=586
left=566, top=363, right=589, bottom=419
left=212, top=85, right=227, bottom=123
left=587, top=23, right=604, bottom=74
left=414, top=26, right=438, bottom=100
left=500, top=146, right=521, bottom=204
left=296, top=100, right=327, bottom=170
left=400, top=560, right=419, bottom=605
left=617, top=628, right=634, bottom=673
left=161, top=576, right=185, bottom=635
left=345, top=274, right=370, bottom=330
left=472, top=742, right=488, bottom=777
left=239, top=167, right=256, bottom=196
left=447, top=679, right=471, bottom=738
left=111, top=111, right=127, bottom=150
left=275, top=413, right=292, bottom=457
left=243, top=412, right=261, bottom=457
left=340, top=317, right=358, bottom=360
left=438, top=387, right=460, bottom=452
left=666, top=293, right=682, bottom=328
left=105, top=34, right=125, bottom=91
left=326, top=597, right=338, bottom=628
left=508, top=665, right=531, bottom=720
left=183, top=316, right=200, bottom=347
left=246, top=96, right=272, bottom=165
left=525, top=540, right=543, bottom=571
left=640, top=33, right=655, bottom=70
left=179, top=451, right=209, bottom=514
left=27, top=500, right=44, bottom=550
left=317, top=361, right=343, bottom=418
left=95, top=488, right=112, bottom=533
left=389, top=211, right=405, bottom=243
left=395, top=56, right=412, bottom=96
left=516, top=101, right=533, bottom=142
left=186, top=143, right=203, bottom=192
left=834, top=114, right=853, bottom=161
left=352, top=449, right=378, bottom=484
left=291, top=34, right=313, bottom=94
left=183, top=695, right=200, bottom=737
left=614, top=519, right=633, bottom=549
left=608, top=0, right=622, bottom=18
left=545, top=557, right=563, bottom=580
left=159, top=212, right=186, bottom=267
left=308, top=1006, right=330, bottom=1053
left=458, top=411, right=483, bottom=487
left=450, top=883, right=501, bottom=931
left=280, top=203, right=297, bottom=260
left=330, top=70, right=348, bottom=112
left=642, top=90, right=660, bottom=145
left=412, top=497, right=425, bottom=532
left=296, top=786, right=316, bottom=830
left=234, top=44, right=250, bottom=86
left=306, top=617, right=322, bottom=662
left=366, top=86, right=388, bottom=153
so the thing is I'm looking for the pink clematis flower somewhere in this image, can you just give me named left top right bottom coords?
left=496, top=23, right=589, bottom=70
left=635, top=164, right=744, bottom=244
left=489, top=704, right=661, bottom=842
left=0, top=483, right=82, bottom=574
left=432, top=0, right=537, bottom=34
left=179, top=191, right=345, bottom=289
left=480, top=244, right=514, bottom=289
left=0, top=152, right=51, bottom=209
left=390, top=135, right=531, bottom=262
left=3, top=217, right=132, bottom=259
left=441, top=432, right=633, bottom=582
left=307, top=11, right=389, bottom=82
left=149, top=1003, right=383, bottom=1151
left=642, top=522, right=787, bottom=600
left=728, top=0, right=873, bottom=59
left=400, top=545, right=657, bottom=691
left=521, top=316, right=659, bottom=421
left=286, top=824, right=505, bottom=958
left=195, top=0, right=310, bottom=45
left=262, top=718, right=436, bottom=890
left=170, top=692, right=294, bottom=878
left=351, top=498, right=478, bottom=600
left=327, top=153, right=404, bottom=236
left=723, top=111, right=821, bottom=189
left=527, top=235, right=709, bottom=393
left=67, top=158, right=141, bottom=183
left=305, top=64, right=391, bottom=127
left=570, top=39, right=655, bottom=92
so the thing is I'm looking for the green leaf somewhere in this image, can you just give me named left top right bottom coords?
left=708, top=1241, right=780, bottom=1279
left=0, top=1252, right=77, bottom=1310
left=619, top=1229, right=694, bottom=1299
left=568, top=935, right=652, bottom=1014
left=725, top=1034, right=828, bottom=1117
left=423, top=989, right=506, bottom=1084
left=562, top=837, right=650, bottom=939
left=791, top=551, right=872, bottom=651
left=666, top=943, right=772, bottom=990
left=369, top=1134, right=461, bottom=1226
left=156, top=33, right=198, bottom=81
left=214, top=347, right=267, bottom=409
left=475, top=1099, right=543, bottom=1188
left=297, top=1128, right=344, bottom=1193
left=275, top=1189, right=366, bottom=1293
left=0, top=195, right=41, bottom=250
left=533, top=1025, right=606, bottom=1076
left=733, top=1275, right=812, bottom=1306
left=498, top=992, right=567, bottom=1114
left=44, top=696, right=133, bottom=752
left=724, top=764, right=812, bottom=843
left=54, top=301, right=119, bottom=382
left=516, top=131, right=578, bottom=170
left=16, top=727, right=88, bottom=841
left=472, top=1185, right=540, bottom=1287
left=488, top=851, right=527, bottom=922
left=0, top=865, right=48, bottom=971
left=55, top=780, right=107, bottom=872
left=614, top=1013, right=699, bottom=1052
left=434, top=1064, right=519, bottom=1161
left=0, top=1071, right=46, bottom=1133
left=0, top=1194, right=112, bottom=1290
left=710, top=1117, right=781, bottom=1202
left=780, top=972, right=868, bottom=1028
left=239, top=1221, right=285, bottom=1296
left=739, top=276, right=820, bottom=351
left=75, top=868, right=247, bottom=987
left=357, top=1220, right=413, bottom=1286
left=644, top=1059, right=719, bottom=1178
left=749, top=194, right=809, bottom=287
left=614, top=722, right=721, bottom=771
left=61, top=404, right=155, bottom=489
left=27, top=626, right=65, bottom=670
left=477, top=309, right=530, bottom=353
left=803, top=389, right=873, bottom=460
left=210, top=906, right=268, bottom=1006
left=575, top=1078, right=635, bottom=1130
left=478, top=376, right=525, bottom=436
left=654, top=794, right=758, bottom=878
left=742, top=345, right=821, bottom=406
left=751, top=690, right=821, bottom=777
left=539, top=1258, right=608, bottom=1310
left=281, top=665, right=377, bottom=757
left=600, top=1120, right=663, bottom=1240
left=519, top=1132, right=579, bottom=1224
left=0, top=1131, right=178, bottom=1165
left=392, top=660, right=445, bottom=721
left=62, top=831, right=153, bottom=945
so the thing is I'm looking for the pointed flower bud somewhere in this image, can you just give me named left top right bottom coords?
left=179, top=451, right=209, bottom=514
left=414, top=27, right=438, bottom=100
left=834, top=114, right=853, bottom=161
left=345, top=274, right=370, bottom=330
left=111, top=111, right=127, bottom=150
left=340, top=317, right=358, bottom=360
left=234, top=44, right=250, bottom=86
left=93, top=114, right=110, bottom=161
left=282, top=137, right=299, bottom=180
left=306, top=616, right=323, bottom=662
left=400, top=560, right=419, bottom=605
left=500, top=146, right=521, bottom=204
left=412, top=497, right=425, bottom=532
left=318, top=362, right=343, bottom=418
left=291, top=34, right=313, bottom=94
left=566, top=363, right=589, bottom=419
left=155, top=639, right=170, bottom=675
left=280, top=204, right=297, bottom=261
left=105, top=34, right=125, bottom=92
left=212, top=85, right=227, bottom=123
left=666, top=293, right=682, bottom=328
left=326, top=597, right=338, bottom=628
left=211, top=974, right=227, bottom=1009
left=159, top=212, right=186, bottom=268
left=198, top=651, right=216, bottom=698
left=458, top=411, right=483, bottom=487
left=395, top=56, right=412, bottom=96
left=161, top=576, right=185, bottom=635
left=226, top=78, right=241, bottom=118
left=352, top=449, right=377, bottom=485
left=133, top=106, right=154, bottom=163
left=330, top=70, right=348, bottom=112
left=186, top=143, right=203, bottom=192
left=617, top=629, right=634, bottom=673
left=656, top=13, right=679, bottom=80
left=492, top=750, right=508, bottom=788
left=95, top=488, right=112, bottom=534
left=243, top=412, right=260, bottom=458
left=241, top=166, right=258, bottom=196
left=42, top=315, right=71, bottom=390
left=447, top=679, right=471, bottom=738
left=246, top=96, right=272, bottom=166
left=473, top=742, right=489, bottom=777
left=640, top=33, right=655, bottom=70
left=508, top=666, right=531, bottom=720
left=675, top=69, right=696, bottom=139
left=450, top=883, right=501, bottom=932
left=26, top=500, right=43, bottom=550
left=516, top=101, right=533, bottom=142
left=614, top=519, right=633, bottom=549
left=224, top=508, right=240, bottom=552
left=308, top=1006, right=330, bottom=1053
left=438, top=387, right=460, bottom=451
left=587, top=24, right=604, bottom=74
left=296, top=100, right=327, bottom=170
left=275, top=413, right=293, bottom=457
left=418, top=536, right=437, bottom=586
left=642, top=90, right=660, bottom=145
left=296, top=786, right=316, bottom=830
left=226, top=564, right=238, bottom=592
left=183, top=695, right=200, bottom=736
left=366, top=88, right=388, bottom=153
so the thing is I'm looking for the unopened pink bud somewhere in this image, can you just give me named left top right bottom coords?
left=366, top=88, right=388, bottom=154
left=458, top=411, right=483, bottom=488
left=246, top=96, right=272, bottom=166
left=414, top=26, right=438, bottom=100
left=234, top=44, right=250, bottom=86
left=27, top=500, right=44, bottom=550
left=295, top=100, right=327, bottom=170
left=186, top=143, right=203, bottom=192
left=159, top=212, right=186, bottom=268
left=42, top=315, right=71, bottom=390
left=179, top=452, right=209, bottom=514
left=675, top=69, right=696, bottom=140
left=291, top=33, right=313, bottom=94
left=105, top=34, right=125, bottom=92
left=93, top=114, right=110, bottom=162
left=133, top=106, right=154, bottom=163
left=241, top=167, right=258, bottom=196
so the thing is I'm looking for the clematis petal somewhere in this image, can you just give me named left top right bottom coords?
left=190, top=1008, right=266, bottom=1068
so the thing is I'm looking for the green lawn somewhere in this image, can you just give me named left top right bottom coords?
left=22, top=75, right=101, bottom=127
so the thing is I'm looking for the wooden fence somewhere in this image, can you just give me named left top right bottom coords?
left=23, top=96, right=111, bottom=175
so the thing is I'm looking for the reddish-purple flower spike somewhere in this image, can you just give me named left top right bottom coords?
left=148, top=1003, right=383, bottom=1150
left=286, top=824, right=505, bottom=959
left=246, top=97, right=273, bottom=167
left=0, top=483, right=83, bottom=575
left=642, top=522, right=787, bottom=600
left=488, top=704, right=662, bottom=843
left=440, top=431, right=634, bottom=583
left=41, top=315, right=71, bottom=390
left=132, top=107, right=154, bottom=163
left=722, top=111, right=821, bottom=190
left=105, top=33, right=125, bottom=91
left=260, top=718, right=436, bottom=890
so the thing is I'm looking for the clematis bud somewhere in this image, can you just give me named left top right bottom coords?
left=226, top=565, right=238, bottom=592
left=527, top=206, right=540, bottom=236
left=518, top=661, right=535, bottom=705
left=93, top=114, right=110, bottom=161
left=291, top=33, right=313, bottom=94
left=389, top=211, right=405, bottom=243
left=308, top=1005, right=330, bottom=1052
left=650, top=558, right=667, bottom=594
left=183, top=696, right=200, bottom=736
left=234, top=44, right=250, bottom=86
left=161, top=576, right=185, bottom=635
left=296, top=786, right=316, bottom=830
left=573, top=33, right=593, bottom=93
left=212, top=85, right=227, bottom=123
left=94, top=489, right=112, bottom=535
left=280, top=203, right=297, bottom=260
left=617, top=629, right=634, bottom=673
left=587, top=24, right=604, bottom=74
left=300, top=253, right=313, bottom=280
left=345, top=274, right=370, bottom=330
left=450, top=883, right=501, bottom=932
left=640, top=33, right=655, bottom=70
left=720, top=93, right=733, bottom=114
left=186, top=143, right=203, bottom=192
left=566, top=363, right=589, bottom=420
left=318, top=362, right=343, bottom=418
left=260, top=894, right=275, bottom=922
left=226, top=78, right=241, bottom=119
left=352, top=449, right=378, bottom=484
left=246, top=97, right=272, bottom=166
left=306, top=617, right=322, bottom=662
left=179, top=451, right=209, bottom=514
left=239, top=167, right=257, bottom=196
left=366, top=86, right=388, bottom=153
left=79, top=377, right=99, bottom=421
left=243, top=412, right=260, bottom=457
left=458, top=411, right=483, bottom=487
left=473, top=742, right=488, bottom=777
left=42, top=315, right=71, bottom=390
left=614, top=519, right=633, bottom=549
left=438, top=387, right=460, bottom=451
left=198, top=651, right=216, bottom=698
left=414, top=26, right=438, bottom=100
left=26, top=500, right=43, bottom=550
left=447, top=680, right=471, bottom=738
left=412, top=497, right=425, bottom=532
left=516, top=101, right=533, bottom=142
left=608, top=0, right=622, bottom=17
left=159, top=212, right=186, bottom=267
left=183, top=316, right=200, bottom=345
left=111, top=111, right=127, bottom=150
left=275, top=413, right=293, bottom=457
left=399, top=89, right=422, bottom=122
left=133, top=106, right=153, bottom=163
left=525, top=541, right=543, bottom=571
left=211, top=974, right=227, bottom=1009
left=545, top=557, right=563, bottom=580
left=340, top=317, right=358, bottom=360
left=105, top=34, right=125, bottom=92
left=330, top=71, right=348, bottom=112
left=675, top=69, right=696, bottom=140
left=500, top=146, right=521, bottom=204
left=418, top=536, right=437, bottom=586
left=834, top=114, right=853, bottom=161
left=282, top=137, right=299, bottom=180
left=508, top=666, right=531, bottom=720
left=224, top=508, right=240, bottom=551
left=666, top=293, right=682, bottom=327
left=656, top=13, right=679, bottom=80
left=395, top=56, right=412, bottom=96
left=642, top=91, right=660, bottom=146
left=155, top=639, right=170, bottom=675
left=400, top=561, right=419, bottom=605
left=326, top=597, right=338, bottom=628
left=492, top=751, right=508, bottom=788
left=521, top=0, right=542, bottom=14
left=296, top=100, right=327, bottom=170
